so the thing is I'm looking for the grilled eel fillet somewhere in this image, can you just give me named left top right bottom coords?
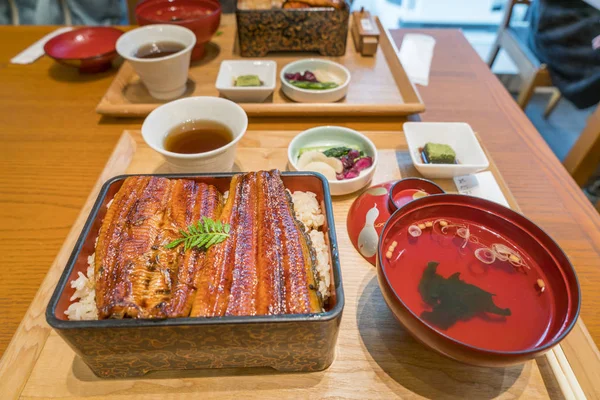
left=95, top=177, right=222, bottom=319
left=191, top=170, right=322, bottom=317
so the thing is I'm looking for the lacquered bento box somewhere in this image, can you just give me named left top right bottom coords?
left=46, top=172, right=344, bottom=378
left=236, top=1, right=351, bottom=57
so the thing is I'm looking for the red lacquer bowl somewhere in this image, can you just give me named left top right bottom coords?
left=377, top=194, right=580, bottom=367
left=136, top=0, right=221, bottom=61
left=44, top=27, right=123, bottom=73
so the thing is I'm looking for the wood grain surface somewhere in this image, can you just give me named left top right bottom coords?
left=0, top=24, right=600, bottom=397
left=1, top=129, right=568, bottom=399
left=95, top=15, right=424, bottom=118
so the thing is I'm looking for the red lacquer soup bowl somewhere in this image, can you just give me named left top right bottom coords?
left=136, top=0, right=221, bottom=61
left=44, top=27, right=123, bottom=73
left=376, top=194, right=580, bottom=367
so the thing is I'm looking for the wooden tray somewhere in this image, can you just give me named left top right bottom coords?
left=2, top=129, right=599, bottom=399
left=95, top=15, right=425, bottom=118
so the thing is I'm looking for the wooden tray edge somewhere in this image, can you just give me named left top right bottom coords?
left=96, top=101, right=427, bottom=118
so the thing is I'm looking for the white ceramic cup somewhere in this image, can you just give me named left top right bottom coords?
left=142, top=96, right=248, bottom=172
left=116, top=24, right=196, bottom=100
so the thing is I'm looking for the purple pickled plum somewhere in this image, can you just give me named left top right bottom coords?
left=303, top=70, right=318, bottom=82
left=347, top=149, right=360, bottom=160
left=354, top=156, right=373, bottom=171
left=340, top=155, right=353, bottom=169
left=284, top=72, right=302, bottom=81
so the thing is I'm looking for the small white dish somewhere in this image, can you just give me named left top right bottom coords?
left=288, top=126, right=377, bottom=196
left=141, top=96, right=248, bottom=172
left=280, top=59, right=350, bottom=103
left=216, top=60, right=276, bottom=103
left=403, top=122, right=489, bottom=179
left=116, top=24, right=195, bottom=100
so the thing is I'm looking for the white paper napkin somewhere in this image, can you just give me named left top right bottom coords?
left=11, top=27, right=73, bottom=64
left=454, top=171, right=510, bottom=208
left=398, top=33, right=436, bottom=86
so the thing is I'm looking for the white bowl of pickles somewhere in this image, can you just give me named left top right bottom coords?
left=288, top=126, right=377, bottom=196
left=281, top=59, right=350, bottom=103
left=216, top=60, right=276, bottom=103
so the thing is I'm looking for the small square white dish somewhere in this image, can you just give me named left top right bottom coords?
left=403, top=122, right=489, bottom=179
left=215, top=60, right=276, bottom=103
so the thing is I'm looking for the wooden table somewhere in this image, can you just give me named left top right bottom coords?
left=1, top=24, right=599, bottom=371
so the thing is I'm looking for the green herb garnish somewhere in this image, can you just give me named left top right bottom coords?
left=322, top=146, right=365, bottom=158
left=298, top=144, right=360, bottom=157
left=288, top=81, right=339, bottom=90
left=166, top=216, right=231, bottom=251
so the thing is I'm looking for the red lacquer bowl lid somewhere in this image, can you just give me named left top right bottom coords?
left=377, top=194, right=580, bottom=363
left=44, top=27, right=123, bottom=73
left=347, top=178, right=444, bottom=266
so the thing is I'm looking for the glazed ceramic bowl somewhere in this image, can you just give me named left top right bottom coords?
left=280, top=59, right=350, bottom=103
left=377, top=194, right=580, bottom=367
left=216, top=60, right=277, bottom=103
left=404, top=122, right=489, bottom=179
left=141, top=96, right=248, bottom=172
left=136, top=0, right=221, bottom=61
left=44, top=27, right=123, bottom=73
left=288, top=126, right=377, bottom=196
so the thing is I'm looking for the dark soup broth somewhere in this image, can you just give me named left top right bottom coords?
left=382, top=216, right=555, bottom=352
left=135, top=41, right=186, bottom=59
left=164, top=120, right=233, bottom=154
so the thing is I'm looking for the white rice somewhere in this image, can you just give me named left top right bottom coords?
left=290, top=190, right=325, bottom=232
left=308, top=230, right=331, bottom=302
left=66, top=189, right=332, bottom=320
left=291, top=191, right=331, bottom=302
left=64, top=254, right=97, bottom=321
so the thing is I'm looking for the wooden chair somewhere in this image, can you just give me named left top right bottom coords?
left=563, top=105, right=600, bottom=188
left=488, top=0, right=560, bottom=116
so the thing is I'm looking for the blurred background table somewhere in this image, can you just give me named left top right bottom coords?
left=0, top=25, right=599, bottom=362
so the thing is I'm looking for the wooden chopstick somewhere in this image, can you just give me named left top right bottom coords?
left=545, top=346, right=587, bottom=400
left=553, top=345, right=587, bottom=399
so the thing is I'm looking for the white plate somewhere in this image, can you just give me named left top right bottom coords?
left=403, top=122, right=489, bottom=179
left=215, top=60, right=276, bottom=103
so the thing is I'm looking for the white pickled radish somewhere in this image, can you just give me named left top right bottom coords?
left=303, top=161, right=338, bottom=180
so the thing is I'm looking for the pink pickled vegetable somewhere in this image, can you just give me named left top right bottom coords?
left=344, top=170, right=360, bottom=179
left=354, top=157, right=373, bottom=171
